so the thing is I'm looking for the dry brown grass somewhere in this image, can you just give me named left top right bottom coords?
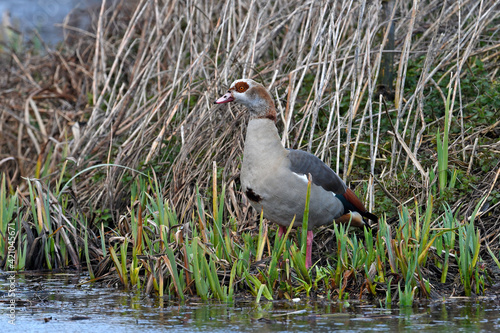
left=1, top=0, right=499, bottom=258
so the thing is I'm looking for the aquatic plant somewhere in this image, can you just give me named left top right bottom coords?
left=0, top=0, right=499, bottom=307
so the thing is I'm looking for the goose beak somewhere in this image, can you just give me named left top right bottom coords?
left=214, top=92, right=234, bottom=104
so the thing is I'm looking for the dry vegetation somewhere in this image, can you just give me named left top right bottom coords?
left=1, top=0, right=499, bottom=302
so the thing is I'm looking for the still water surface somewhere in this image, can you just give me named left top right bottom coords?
left=1, top=3, right=500, bottom=329
left=0, top=2, right=500, bottom=331
left=1, top=273, right=500, bottom=332
left=0, top=0, right=101, bottom=44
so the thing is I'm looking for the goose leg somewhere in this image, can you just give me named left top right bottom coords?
left=278, top=225, right=286, bottom=238
left=279, top=226, right=313, bottom=268
left=306, top=230, right=314, bottom=268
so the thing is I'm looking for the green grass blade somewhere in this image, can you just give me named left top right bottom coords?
left=165, top=246, right=185, bottom=300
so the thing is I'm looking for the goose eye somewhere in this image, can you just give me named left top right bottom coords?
left=234, top=82, right=249, bottom=93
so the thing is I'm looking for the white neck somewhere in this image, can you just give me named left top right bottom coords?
left=241, top=119, right=286, bottom=176
left=244, top=118, right=284, bottom=153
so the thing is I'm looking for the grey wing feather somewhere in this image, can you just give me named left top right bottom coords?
left=286, top=149, right=347, bottom=194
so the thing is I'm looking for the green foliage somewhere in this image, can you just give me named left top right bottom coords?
left=1, top=0, right=498, bottom=306
left=457, top=198, right=485, bottom=296
left=0, top=156, right=490, bottom=307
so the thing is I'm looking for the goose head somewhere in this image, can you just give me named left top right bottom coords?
left=215, top=79, right=276, bottom=122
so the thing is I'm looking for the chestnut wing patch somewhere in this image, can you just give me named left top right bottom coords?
left=338, top=188, right=379, bottom=223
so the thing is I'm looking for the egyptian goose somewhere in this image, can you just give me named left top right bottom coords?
left=215, top=79, right=377, bottom=268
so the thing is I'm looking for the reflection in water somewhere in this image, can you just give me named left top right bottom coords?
left=0, top=0, right=101, bottom=45
left=0, top=273, right=500, bottom=332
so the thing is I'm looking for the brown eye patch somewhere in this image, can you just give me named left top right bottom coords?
left=234, top=81, right=249, bottom=93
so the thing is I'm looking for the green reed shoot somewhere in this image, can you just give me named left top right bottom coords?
left=55, top=160, right=69, bottom=197
left=191, top=237, right=208, bottom=300
left=211, top=163, right=231, bottom=261
left=244, top=268, right=273, bottom=302
left=195, top=186, right=209, bottom=244
left=486, top=242, right=500, bottom=271
left=148, top=175, right=179, bottom=251
left=236, top=235, right=252, bottom=276
left=83, top=217, right=95, bottom=279
left=99, top=222, right=107, bottom=257
left=398, top=247, right=419, bottom=307
left=362, top=226, right=377, bottom=292
left=27, top=180, right=40, bottom=234
left=109, top=243, right=127, bottom=289
left=163, top=247, right=184, bottom=298
left=130, top=246, right=141, bottom=288
left=416, top=201, right=457, bottom=267
left=364, top=226, right=376, bottom=263
left=417, top=196, right=433, bottom=266
left=256, top=209, right=266, bottom=262
left=375, top=219, right=387, bottom=283
left=349, top=234, right=366, bottom=270
left=289, top=243, right=312, bottom=296
left=398, top=281, right=417, bottom=307
left=385, top=276, right=393, bottom=307
left=440, top=204, right=457, bottom=282
left=265, top=219, right=294, bottom=291
left=380, top=218, right=396, bottom=274
left=313, top=265, right=328, bottom=291
left=458, top=197, right=485, bottom=296
left=204, top=252, right=225, bottom=301
left=227, top=262, right=237, bottom=302
left=458, top=221, right=480, bottom=296
left=16, top=236, right=27, bottom=271
left=0, top=174, right=17, bottom=266
left=289, top=242, right=309, bottom=282
left=333, top=222, right=349, bottom=285
left=27, top=179, right=54, bottom=270
left=436, top=82, right=452, bottom=196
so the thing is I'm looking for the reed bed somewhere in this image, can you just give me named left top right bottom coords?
left=1, top=0, right=499, bottom=305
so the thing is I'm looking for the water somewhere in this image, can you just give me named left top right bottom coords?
left=0, top=0, right=101, bottom=45
left=1, top=273, right=500, bottom=332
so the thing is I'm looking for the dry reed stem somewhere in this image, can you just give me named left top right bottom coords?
left=0, top=0, right=499, bottom=253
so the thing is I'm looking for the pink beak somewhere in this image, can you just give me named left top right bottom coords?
left=214, top=92, right=234, bottom=104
